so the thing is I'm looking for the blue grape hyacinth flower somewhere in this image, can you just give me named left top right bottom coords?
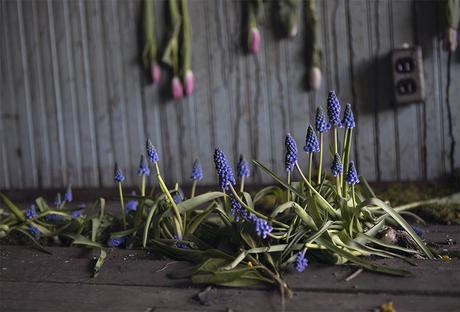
left=114, top=163, right=125, bottom=183
left=327, top=91, right=342, bottom=127
left=249, top=214, right=273, bottom=239
left=295, top=251, right=309, bottom=272
left=28, top=225, right=40, bottom=240
left=213, top=148, right=236, bottom=190
left=190, top=159, right=203, bottom=181
left=174, top=234, right=188, bottom=249
left=315, top=107, right=330, bottom=133
left=25, top=205, right=37, bottom=219
left=71, top=210, right=82, bottom=219
left=304, top=125, right=320, bottom=153
left=330, top=153, right=343, bottom=177
left=285, top=133, right=298, bottom=172
left=341, top=103, right=356, bottom=129
left=237, top=155, right=250, bottom=178
left=64, top=185, right=73, bottom=202
left=146, top=139, right=159, bottom=163
left=345, top=161, right=359, bottom=185
left=107, top=237, right=126, bottom=248
left=229, top=195, right=248, bottom=222
left=137, top=155, right=150, bottom=176
left=126, top=200, right=138, bottom=212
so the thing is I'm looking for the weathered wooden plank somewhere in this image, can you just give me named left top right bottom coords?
left=66, top=0, right=99, bottom=187
left=1, top=244, right=459, bottom=296
left=391, top=0, right=422, bottom=181
left=51, top=0, right=84, bottom=187
left=20, top=1, right=53, bottom=188
left=85, top=0, right=115, bottom=187
left=371, top=0, right=398, bottom=182
left=1, top=280, right=458, bottom=312
left=101, top=0, right=132, bottom=185
left=347, top=0, right=378, bottom=181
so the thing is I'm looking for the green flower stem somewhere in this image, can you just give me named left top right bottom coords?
left=180, top=0, right=191, bottom=72
left=142, top=0, right=157, bottom=68
left=333, top=127, right=341, bottom=196
left=294, top=162, right=338, bottom=218
left=228, top=184, right=289, bottom=229
left=317, top=133, right=323, bottom=184
left=308, top=153, right=313, bottom=184
left=154, top=162, right=183, bottom=237
left=286, top=171, right=291, bottom=202
left=191, top=180, right=197, bottom=198
left=341, top=128, right=353, bottom=196
left=141, top=175, right=146, bottom=197
left=240, top=176, right=245, bottom=193
left=118, top=182, right=127, bottom=230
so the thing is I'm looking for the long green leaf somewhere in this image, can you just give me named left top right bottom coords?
left=93, top=248, right=107, bottom=278
left=0, top=193, right=25, bottom=221
left=358, top=198, right=434, bottom=259
left=252, top=160, right=306, bottom=200
left=143, top=199, right=160, bottom=247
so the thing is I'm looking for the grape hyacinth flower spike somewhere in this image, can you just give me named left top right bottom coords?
left=295, top=251, right=309, bottom=272
left=237, top=155, right=250, bottom=192
left=249, top=214, right=273, bottom=239
left=304, top=125, right=320, bottom=183
left=138, top=155, right=150, bottom=199
left=64, top=185, right=72, bottom=202
left=213, top=148, right=236, bottom=190
left=146, top=139, right=159, bottom=164
left=25, top=204, right=37, bottom=220
left=315, top=107, right=330, bottom=184
left=114, top=162, right=127, bottom=230
left=285, top=133, right=298, bottom=172
left=190, top=159, right=203, bottom=198
left=327, top=91, right=342, bottom=128
left=230, top=195, right=248, bottom=222
left=108, top=237, right=126, bottom=248
left=341, top=103, right=356, bottom=129
left=331, top=153, right=343, bottom=177
left=345, top=161, right=359, bottom=185
left=28, top=225, right=40, bottom=240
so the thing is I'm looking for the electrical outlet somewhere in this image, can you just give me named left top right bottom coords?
left=391, top=45, right=425, bottom=104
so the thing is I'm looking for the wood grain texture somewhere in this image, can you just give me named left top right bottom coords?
left=1, top=0, right=459, bottom=190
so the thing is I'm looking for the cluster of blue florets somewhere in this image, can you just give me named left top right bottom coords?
left=341, top=103, right=355, bottom=129
left=28, top=225, right=40, bottom=240
left=213, top=148, right=236, bottom=190
left=146, top=139, right=159, bottom=163
left=295, top=251, right=309, bottom=272
left=315, top=107, right=330, bottom=133
left=248, top=214, right=273, bottom=239
left=107, top=236, right=126, bottom=248
left=327, top=91, right=342, bottom=127
left=190, top=160, right=203, bottom=181
left=137, top=155, right=150, bottom=176
left=25, top=205, right=38, bottom=219
left=304, top=125, right=320, bottom=153
left=285, top=133, right=298, bottom=172
left=331, top=153, right=343, bottom=177
left=345, top=161, right=359, bottom=185
left=237, top=156, right=250, bottom=178
left=114, top=163, right=125, bottom=183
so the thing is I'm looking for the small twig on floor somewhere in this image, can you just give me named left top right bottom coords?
left=154, top=261, right=177, bottom=272
left=345, top=268, right=363, bottom=282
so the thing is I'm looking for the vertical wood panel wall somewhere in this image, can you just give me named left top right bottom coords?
left=0, top=0, right=459, bottom=189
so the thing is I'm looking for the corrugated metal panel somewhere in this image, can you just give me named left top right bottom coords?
left=0, top=0, right=458, bottom=189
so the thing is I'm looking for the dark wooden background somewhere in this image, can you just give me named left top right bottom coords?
left=1, top=0, right=459, bottom=190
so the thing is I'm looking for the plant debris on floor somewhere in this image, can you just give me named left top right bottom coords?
left=1, top=91, right=459, bottom=303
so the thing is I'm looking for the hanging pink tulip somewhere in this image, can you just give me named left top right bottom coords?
left=172, top=76, right=183, bottom=100
left=150, top=63, right=161, bottom=84
left=249, top=27, right=261, bottom=54
left=184, top=70, right=194, bottom=96
left=309, top=66, right=322, bottom=91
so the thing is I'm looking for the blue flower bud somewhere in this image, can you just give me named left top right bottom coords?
left=345, top=161, right=359, bottom=185
left=285, top=133, right=298, bottom=172
left=330, top=153, right=343, bottom=177
left=71, top=210, right=82, bottom=219
left=304, top=125, right=320, bottom=153
left=107, top=237, right=126, bottom=248
left=126, top=200, right=138, bottom=212
left=237, top=155, right=250, bottom=178
left=315, top=107, right=330, bottom=133
left=64, top=185, right=73, bottom=202
left=229, top=195, right=248, bottom=222
left=137, top=155, right=150, bottom=176
left=341, top=103, right=355, bottom=129
left=295, top=251, right=309, bottom=272
left=25, top=205, right=37, bottom=219
left=213, top=148, right=236, bottom=190
left=190, top=159, right=203, bottom=181
left=248, top=214, right=273, bottom=239
left=327, top=91, right=342, bottom=127
left=28, top=225, right=40, bottom=240
left=146, top=139, right=159, bottom=163
left=174, top=234, right=188, bottom=249
left=114, top=163, right=125, bottom=183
